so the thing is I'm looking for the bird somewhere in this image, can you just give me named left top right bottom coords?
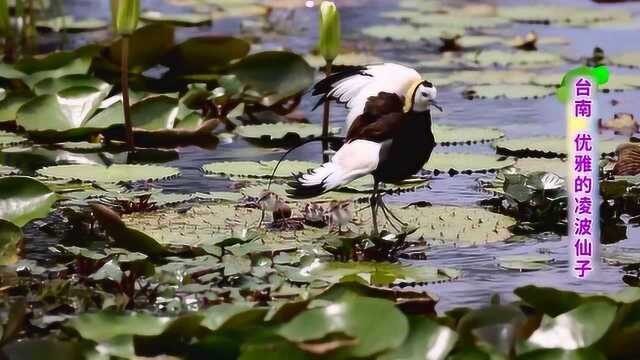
left=287, top=63, right=440, bottom=237
left=327, top=200, right=353, bottom=234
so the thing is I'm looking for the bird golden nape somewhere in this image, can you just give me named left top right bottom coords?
left=288, top=63, right=440, bottom=237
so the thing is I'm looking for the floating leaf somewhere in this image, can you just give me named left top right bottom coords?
left=86, top=95, right=179, bottom=130
left=0, top=165, right=20, bottom=176
left=441, top=70, right=535, bottom=86
left=230, top=51, right=315, bottom=106
left=235, top=123, right=340, bottom=143
left=494, top=137, right=625, bottom=158
left=410, top=14, right=509, bottom=28
left=461, top=50, right=565, bottom=68
left=33, top=74, right=112, bottom=96
left=433, top=124, right=504, bottom=145
left=0, top=219, right=22, bottom=265
left=496, top=255, right=554, bottom=272
left=379, top=206, right=516, bottom=245
left=108, top=24, right=175, bottom=73
left=0, top=176, right=58, bottom=227
left=362, top=24, right=463, bottom=42
left=0, top=132, right=27, bottom=148
left=16, top=87, right=109, bottom=132
left=200, top=303, right=267, bottom=332
left=140, top=11, right=212, bottom=26
left=37, top=164, right=180, bottom=183
left=241, top=183, right=369, bottom=203
left=610, top=52, right=640, bottom=68
left=424, top=153, right=514, bottom=175
left=203, top=160, right=316, bottom=178
left=0, top=94, right=33, bottom=123
left=514, top=158, right=568, bottom=177
left=36, top=16, right=108, bottom=32
left=463, top=84, right=555, bottom=100
left=496, top=5, right=631, bottom=26
left=286, top=259, right=460, bottom=286
left=523, top=301, right=617, bottom=352
left=162, top=36, right=250, bottom=75
left=304, top=52, right=384, bottom=68
left=68, top=311, right=172, bottom=342
left=278, top=295, right=409, bottom=357
left=378, top=316, right=458, bottom=360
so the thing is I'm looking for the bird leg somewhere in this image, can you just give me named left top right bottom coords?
left=370, top=181, right=380, bottom=238
left=377, top=197, right=408, bottom=229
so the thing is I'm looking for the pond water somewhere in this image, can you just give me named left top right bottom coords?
left=25, top=0, right=640, bottom=312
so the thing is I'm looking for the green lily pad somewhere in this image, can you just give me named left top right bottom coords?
left=203, top=160, right=317, bottom=178
left=304, top=52, right=385, bottom=68
left=235, top=123, right=340, bottom=143
left=443, top=70, right=535, bottom=86
left=68, top=311, right=172, bottom=342
left=33, top=74, right=112, bottom=96
left=602, top=248, right=640, bottom=265
left=22, top=56, right=93, bottom=88
left=362, top=24, right=464, bottom=42
left=229, top=51, right=315, bottom=107
left=0, top=219, right=22, bottom=265
left=523, top=301, right=617, bottom=352
left=211, top=4, right=268, bottom=20
left=0, top=176, right=58, bottom=227
left=461, top=50, right=565, bottom=68
left=494, top=137, right=625, bottom=158
left=433, top=124, right=505, bottom=145
left=410, top=14, right=509, bottom=28
left=162, top=36, right=250, bottom=75
left=381, top=206, right=516, bottom=245
left=16, top=86, right=109, bottom=132
left=378, top=316, right=458, bottom=360
left=37, top=164, right=180, bottom=183
left=424, top=153, right=515, bottom=175
left=86, top=95, right=179, bottom=130
left=278, top=295, right=409, bottom=357
left=108, top=24, right=175, bottom=74
left=36, top=16, right=108, bottom=32
left=241, top=183, right=370, bottom=203
left=463, top=84, right=555, bottom=100
left=0, top=132, right=28, bottom=148
left=141, top=11, right=212, bottom=26
left=286, top=260, right=460, bottom=286
left=441, top=35, right=505, bottom=49
left=0, top=94, right=33, bottom=123
left=0, top=165, right=20, bottom=176
left=496, top=255, right=554, bottom=271
left=496, top=5, right=631, bottom=26
left=610, top=52, right=640, bottom=68
left=514, top=158, right=568, bottom=177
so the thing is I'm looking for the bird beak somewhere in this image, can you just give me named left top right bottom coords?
left=430, top=100, right=443, bottom=112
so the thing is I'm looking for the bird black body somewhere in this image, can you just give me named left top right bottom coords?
left=373, top=110, right=434, bottom=184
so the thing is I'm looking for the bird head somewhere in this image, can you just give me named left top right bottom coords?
left=403, top=80, right=442, bottom=113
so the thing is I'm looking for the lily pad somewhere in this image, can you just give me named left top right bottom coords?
left=37, top=164, right=180, bottom=183
left=68, top=311, right=172, bottom=342
left=241, top=183, right=369, bottom=203
left=378, top=316, right=458, bottom=360
left=141, top=11, right=212, bottom=26
left=16, top=86, right=109, bottom=133
left=107, top=24, right=175, bottom=74
left=33, top=74, right=112, bottom=97
left=234, top=123, right=340, bottom=143
left=0, top=176, right=58, bottom=227
left=285, top=259, right=460, bottom=286
left=424, top=153, right=515, bottom=175
left=0, top=219, right=22, bottom=265
left=410, top=14, right=509, bottom=28
left=496, top=255, right=554, bottom=271
left=379, top=206, right=516, bottom=245
left=304, top=52, right=385, bottom=68
left=0, top=165, right=20, bottom=176
left=277, top=295, right=409, bottom=358
left=461, top=50, right=565, bottom=68
left=463, top=84, right=555, bottom=100
left=362, top=24, right=464, bottom=43
left=443, top=70, right=535, bottom=86
left=494, top=137, right=625, bottom=158
left=0, top=132, right=28, bottom=147
left=513, top=158, right=568, bottom=177
left=162, top=36, right=250, bottom=75
left=229, top=51, right=315, bottom=106
left=610, top=52, right=640, bottom=68
left=433, top=124, right=505, bottom=145
left=36, top=16, right=108, bottom=32
left=496, top=5, right=631, bottom=26
left=86, top=95, right=180, bottom=130
left=203, top=160, right=317, bottom=178
left=0, top=94, right=34, bottom=123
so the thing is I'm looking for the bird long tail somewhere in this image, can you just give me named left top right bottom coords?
left=287, top=161, right=346, bottom=198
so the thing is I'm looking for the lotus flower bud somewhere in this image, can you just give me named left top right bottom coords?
left=318, top=1, right=341, bottom=63
left=116, top=0, right=140, bottom=35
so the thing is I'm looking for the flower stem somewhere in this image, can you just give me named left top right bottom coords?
left=321, top=60, right=333, bottom=163
left=121, top=35, right=134, bottom=150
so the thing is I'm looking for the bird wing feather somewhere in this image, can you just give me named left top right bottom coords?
left=346, top=91, right=405, bottom=142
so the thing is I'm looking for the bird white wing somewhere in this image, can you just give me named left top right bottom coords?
left=312, top=63, right=421, bottom=132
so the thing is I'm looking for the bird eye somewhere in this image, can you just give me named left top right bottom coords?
left=421, top=91, right=429, bottom=97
